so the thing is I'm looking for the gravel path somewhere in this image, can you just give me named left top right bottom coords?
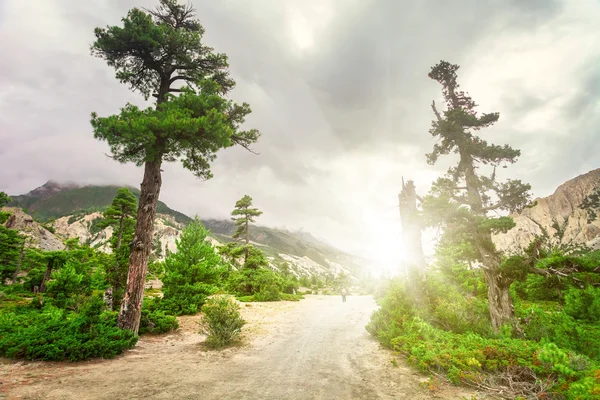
left=1, top=295, right=477, bottom=400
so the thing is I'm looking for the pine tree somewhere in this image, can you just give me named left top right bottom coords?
left=0, top=192, right=24, bottom=283
left=421, top=61, right=531, bottom=332
left=90, top=0, right=260, bottom=333
left=99, top=188, right=137, bottom=250
left=231, top=195, right=263, bottom=263
left=99, top=188, right=137, bottom=310
left=161, top=217, right=225, bottom=315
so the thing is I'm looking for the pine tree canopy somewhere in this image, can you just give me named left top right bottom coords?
left=99, top=188, right=137, bottom=229
left=421, top=61, right=532, bottom=262
left=90, top=0, right=260, bottom=180
left=231, top=195, right=263, bottom=241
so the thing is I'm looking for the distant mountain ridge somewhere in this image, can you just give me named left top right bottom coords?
left=9, top=181, right=191, bottom=225
left=7, top=181, right=365, bottom=279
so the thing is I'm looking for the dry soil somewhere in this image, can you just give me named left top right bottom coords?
left=1, top=295, right=480, bottom=400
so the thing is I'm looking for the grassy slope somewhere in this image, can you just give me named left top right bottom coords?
left=10, top=185, right=191, bottom=225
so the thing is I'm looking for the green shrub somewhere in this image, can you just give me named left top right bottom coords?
left=368, top=277, right=600, bottom=398
left=0, top=295, right=137, bottom=361
left=45, top=262, right=88, bottom=309
left=227, top=267, right=285, bottom=300
left=280, top=293, right=304, bottom=301
left=199, top=295, right=246, bottom=348
left=564, top=286, right=600, bottom=323
left=139, top=298, right=179, bottom=334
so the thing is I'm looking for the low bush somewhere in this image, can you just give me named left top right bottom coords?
left=0, top=295, right=137, bottom=361
left=368, top=277, right=600, bottom=398
left=199, top=295, right=245, bottom=348
left=227, top=267, right=285, bottom=301
left=139, top=298, right=179, bottom=334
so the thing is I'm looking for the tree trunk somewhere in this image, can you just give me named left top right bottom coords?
left=39, top=258, right=54, bottom=293
left=398, top=179, right=426, bottom=269
left=117, top=160, right=162, bottom=334
left=12, top=239, right=25, bottom=284
left=116, top=216, right=124, bottom=250
left=244, top=218, right=249, bottom=263
left=483, top=267, right=513, bottom=332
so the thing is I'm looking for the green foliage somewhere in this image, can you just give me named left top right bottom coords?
left=0, top=295, right=138, bottom=361
left=368, top=280, right=600, bottom=397
left=90, top=1, right=259, bottom=178
left=0, top=212, right=24, bottom=283
left=159, top=218, right=225, bottom=315
left=231, top=194, right=263, bottom=243
left=139, top=298, right=179, bottom=335
left=564, top=287, right=600, bottom=323
left=0, top=191, right=10, bottom=207
left=199, top=295, right=245, bottom=348
left=227, top=267, right=286, bottom=301
left=45, top=262, right=87, bottom=309
left=99, top=188, right=137, bottom=310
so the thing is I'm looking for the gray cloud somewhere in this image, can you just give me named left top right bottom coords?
left=0, top=0, right=598, bottom=268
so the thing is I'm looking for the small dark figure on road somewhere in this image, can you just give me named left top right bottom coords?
left=341, top=287, right=347, bottom=303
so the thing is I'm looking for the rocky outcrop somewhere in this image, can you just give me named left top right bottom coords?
left=493, top=168, right=600, bottom=253
left=54, top=212, right=113, bottom=252
left=1, top=207, right=65, bottom=251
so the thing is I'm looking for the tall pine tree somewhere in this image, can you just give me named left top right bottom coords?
left=231, top=195, right=263, bottom=263
left=421, top=61, right=531, bottom=332
left=99, top=188, right=137, bottom=310
left=91, top=0, right=260, bottom=333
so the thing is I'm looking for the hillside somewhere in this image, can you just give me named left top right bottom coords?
left=9, top=181, right=191, bottom=225
left=7, top=181, right=365, bottom=279
left=493, top=168, right=600, bottom=252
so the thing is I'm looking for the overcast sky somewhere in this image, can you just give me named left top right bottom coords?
left=1, top=0, right=599, bottom=270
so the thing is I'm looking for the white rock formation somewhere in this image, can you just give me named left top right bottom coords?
left=493, top=168, right=600, bottom=253
left=1, top=207, right=65, bottom=251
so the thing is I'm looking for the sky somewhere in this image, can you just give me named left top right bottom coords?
left=1, top=0, right=599, bottom=271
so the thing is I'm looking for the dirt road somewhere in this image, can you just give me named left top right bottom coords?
left=2, top=296, right=477, bottom=400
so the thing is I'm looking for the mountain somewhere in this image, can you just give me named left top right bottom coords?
left=202, top=219, right=364, bottom=277
left=7, top=181, right=366, bottom=279
left=9, top=181, right=191, bottom=225
left=493, top=168, right=600, bottom=253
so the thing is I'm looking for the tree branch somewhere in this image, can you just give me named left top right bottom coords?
left=231, top=135, right=260, bottom=155
left=431, top=101, right=442, bottom=121
left=482, top=202, right=502, bottom=212
left=169, top=75, right=190, bottom=85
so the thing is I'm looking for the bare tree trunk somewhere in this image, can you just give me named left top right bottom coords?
left=39, top=259, right=54, bottom=293
left=117, top=160, right=162, bottom=334
left=483, top=267, right=512, bottom=332
left=12, top=239, right=25, bottom=284
left=116, top=216, right=124, bottom=250
left=398, top=178, right=426, bottom=269
left=244, top=218, right=249, bottom=263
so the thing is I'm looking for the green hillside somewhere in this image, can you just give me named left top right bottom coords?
left=10, top=183, right=191, bottom=225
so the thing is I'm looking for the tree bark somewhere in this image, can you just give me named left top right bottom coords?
left=244, top=217, right=249, bottom=263
left=116, top=215, right=124, bottom=250
left=483, top=267, right=512, bottom=332
left=117, top=159, right=162, bottom=334
left=12, top=239, right=25, bottom=284
left=39, top=258, right=54, bottom=293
